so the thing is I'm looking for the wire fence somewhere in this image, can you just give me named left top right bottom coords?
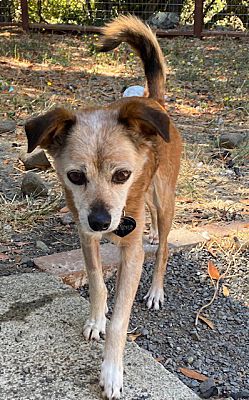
left=0, top=0, right=248, bottom=37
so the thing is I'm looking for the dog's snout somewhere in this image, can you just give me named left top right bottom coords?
left=88, top=203, right=111, bottom=231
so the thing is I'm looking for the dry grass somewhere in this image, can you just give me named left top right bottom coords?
left=0, top=28, right=248, bottom=241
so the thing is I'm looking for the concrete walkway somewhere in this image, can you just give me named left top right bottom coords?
left=0, top=273, right=200, bottom=400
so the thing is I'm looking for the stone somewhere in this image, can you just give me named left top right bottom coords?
left=219, top=132, right=248, bottom=149
left=147, top=11, right=179, bottom=30
left=199, top=378, right=218, bottom=398
left=33, top=243, right=120, bottom=289
left=141, top=328, right=149, bottom=337
left=194, top=221, right=249, bottom=238
left=59, top=211, right=75, bottom=225
left=231, top=390, right=249, bottom=399
left=19, top=147, right=51, bottom=170
left=0, top=120, right=16, bottom=134
left=36, top=240, right=49, bottom=252
left=21, top=171, right=49, bottom=197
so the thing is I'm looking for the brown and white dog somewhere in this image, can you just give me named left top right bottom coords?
left=25, top=15, right=182, bottom=400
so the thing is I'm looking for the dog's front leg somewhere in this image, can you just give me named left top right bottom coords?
left=78, top=227, right=107, bottom=341
left=100, top=241, right=144, bottom=399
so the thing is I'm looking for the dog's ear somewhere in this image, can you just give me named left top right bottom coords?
left=25, top=108, right=76, bottom=153
left=117, top=98, right=170, bottom=143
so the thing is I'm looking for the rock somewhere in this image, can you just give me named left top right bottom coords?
left=219, top=132, right=248, bottom=149
left=0, top=120, right=16, bottom=134
left=187, top=356, right=194, bottom=365
left=141, top=328, right=149, bottom=337
left=147, top=11, right=179, bottom=30
left=20, top=256, right=34, bottom=268
left=199, top=378, right=218, bottom=398
left=231, top=389, right=249, bottom=399
left=21, top=172, right=48, bottom=197
left=19, top=148, right=51, bottom=170
left=59, top=212, right=74, bottom=225
left=36, top=240, right=49, bottom=252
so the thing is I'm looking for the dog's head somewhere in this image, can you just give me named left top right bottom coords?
left=25, top=98, right=170, bottom=235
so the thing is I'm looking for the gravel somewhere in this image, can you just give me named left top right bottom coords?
left=80, top=246, right=249, bottom=399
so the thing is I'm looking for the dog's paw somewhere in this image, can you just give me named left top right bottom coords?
left=144, top=287, right=164, bottom=310
left=100, top=360, right=123, bottom=399
left=149, top=232, right=159, bottom=245
left=83, top=317, right=106, bottom=341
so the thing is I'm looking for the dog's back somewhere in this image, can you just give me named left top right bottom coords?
left=99, top=15, right=166, bottom=105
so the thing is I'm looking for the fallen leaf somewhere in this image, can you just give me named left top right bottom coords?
left=60, top=206, right=69, bottom=213
left=208, top=260, right=220, bottom=280
left=176, top=197, right=193, bottom=203
left=15, top=241, right=31, bottom=247
left=127, top=332, right=141, bottom=342
left=3, top=159, right=10, bottom=165
left=154, top=356, right=164, bottom=362
left=198, top=314, right=215, bottom=330
left=179, top=367, right=208, bottom=381
left=0, top=253, right=9, bottom=261
left=222, top=285, right=230, bottom=297
left=239, top=199, right=249, bottom=205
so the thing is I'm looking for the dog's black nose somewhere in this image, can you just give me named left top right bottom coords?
left=88, top=203, right=111, bottom=231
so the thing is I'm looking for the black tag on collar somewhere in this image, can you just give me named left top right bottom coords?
left=114, top=216, right=136, bottom=237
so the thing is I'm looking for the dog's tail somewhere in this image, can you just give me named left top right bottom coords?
left=98, top=15, right=166, bottom=105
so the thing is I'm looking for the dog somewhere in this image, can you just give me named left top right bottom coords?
left=25, top=15, right=182, bottom=400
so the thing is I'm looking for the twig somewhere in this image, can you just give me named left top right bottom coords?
left=195, top=246, right=241, bottom=327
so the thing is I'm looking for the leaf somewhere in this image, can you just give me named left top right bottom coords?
left=208, top=260, right=220, bottom=280
left=127, top=333, right=141, bottom=342
left=154, top=356, right=164, bottom=362
left=198, top=314, right=215, bottom=330
left=239, top=199, right=249, bottom=205
left=15, top=241, right=31, bottom=247
left=222, top=285, right=230, bottom=297
left=179, top=367, right=209, bottom=381
left=0, top=253, right=8, bottom=261
left=176, top=197, right=193, bottom=203
left=60, top=206, right=69, bottom=213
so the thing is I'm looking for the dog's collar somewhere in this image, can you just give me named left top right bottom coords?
left=113, top=209, right=136, bottom=237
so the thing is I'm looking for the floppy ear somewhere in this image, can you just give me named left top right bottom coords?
left=117, top=97, right=170, bottom=143
left=25, top=108, right=76, bottom=153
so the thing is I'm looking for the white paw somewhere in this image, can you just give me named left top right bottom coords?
left=100, top=360, right=123, bottom=399
left=83, top=317, right=106, bottom=341
left=148, top=230, right=159, bottom=245
left=144, top=287, right=164, bottom=310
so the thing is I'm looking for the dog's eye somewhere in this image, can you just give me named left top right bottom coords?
left=112, top=170, right=131, bottom=184
left=67, top=170, right=87, bottom=186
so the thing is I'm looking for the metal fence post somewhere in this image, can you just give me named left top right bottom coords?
left=20, top=0, right=29, bottom=31
left=194, top=0, right=204, bottom=38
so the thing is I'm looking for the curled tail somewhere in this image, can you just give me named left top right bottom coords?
left=98, top=15, right=166, bottom=105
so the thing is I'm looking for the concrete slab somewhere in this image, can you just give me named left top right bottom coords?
left=0, top=273, right=200, bottom=400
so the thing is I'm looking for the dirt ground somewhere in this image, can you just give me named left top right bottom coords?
left=0, top=28, right=248, bottom=399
